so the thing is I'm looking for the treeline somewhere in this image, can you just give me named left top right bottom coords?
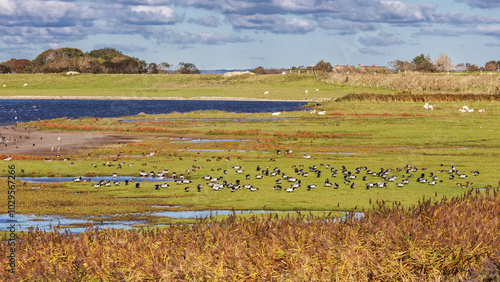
left=389, top=53, right=500, bottom=73
left=0, top=47, right=200, bottom=74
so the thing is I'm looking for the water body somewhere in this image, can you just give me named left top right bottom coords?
left=0, top=99, right=307, bottom=126
left=0, top=210, right=292, bottom=233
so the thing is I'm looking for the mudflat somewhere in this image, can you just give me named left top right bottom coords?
left=0, top=125, right=142, bottom=157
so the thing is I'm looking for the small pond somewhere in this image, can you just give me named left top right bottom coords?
left=0, top=210, right=296, bottom=233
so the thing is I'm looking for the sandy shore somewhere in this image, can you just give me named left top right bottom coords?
left=0, top=126, right=143, bottom=157
left=0, top=95, right=326, bottom=102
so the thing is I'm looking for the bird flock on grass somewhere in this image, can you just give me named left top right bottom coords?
left=83, top=159, right=485, bottom=193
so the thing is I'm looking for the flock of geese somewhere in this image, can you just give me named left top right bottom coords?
left=83, top=162, right=481, bottom=192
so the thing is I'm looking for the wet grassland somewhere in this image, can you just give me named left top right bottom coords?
left=1, top=73, right=500, bottom=280
left=5, top=100, right=499, bottom=218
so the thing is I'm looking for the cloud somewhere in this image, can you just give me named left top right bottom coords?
left=187, top=16, right=220, bottom=27
left=0, top=0, right=97, bottom=28
left=0, top=0, right=97, bottom=45
left=317, top=19, right=378, bottom=35
left=226, top=14, right=315, bottom=34
left=146, top=28, right=254, bottom=45
left=0, top=25, right=92, bottom=45
left=0, top=45, right=37, bottom=61
left=413, top=27, right=463, bottom=37
left=117, top=0, right=174, bottom=5
left=358, top=32, right=405, bottom=46
left=358, top=47, right=390, bottom=56
left=485, top=42, right=500, bottom=47
left=473, top=25, right=500, bottom=37
left=454, top=0, right=500, bottom=9
left=121, top=6, right=183, bottom=25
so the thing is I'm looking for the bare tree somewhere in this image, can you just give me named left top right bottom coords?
left=434, top=53, right=454, bottom=72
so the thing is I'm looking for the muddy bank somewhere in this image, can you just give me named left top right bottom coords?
left=0, top=125, right=142, bottom=157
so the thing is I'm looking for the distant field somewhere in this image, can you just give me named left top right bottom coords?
left=0, top=73, right=392, bottom=100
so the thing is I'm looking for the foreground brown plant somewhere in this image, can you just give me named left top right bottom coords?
left=2, top=189, right=499, bottom=280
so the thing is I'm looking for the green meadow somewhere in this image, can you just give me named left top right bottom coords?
left=0, top=72, right=392, bottom=99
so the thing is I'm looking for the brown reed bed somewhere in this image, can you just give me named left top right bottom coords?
left=2, top=189, right=499, bottom=280
left=324, top=72, right=500, bottom=95
left=337, top=93, right=500, bottom=102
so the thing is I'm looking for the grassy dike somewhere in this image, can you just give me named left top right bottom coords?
left=0, top=72, right=392, bottom=100
left=1, top=73, right=499, bottom=280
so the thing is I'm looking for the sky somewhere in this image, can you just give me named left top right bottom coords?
left=0, top=0, right=499, bottom=70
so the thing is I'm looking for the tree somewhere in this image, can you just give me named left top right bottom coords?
left=32, top=48, right=90, bottom=73
left=0, top=64, right=11, bottom=74
left=413, top=54, right=435, bottom=72
left=59, top=47, right=85, bottom=59
left=148, top=63, right=159, bottom=74
left=252, top=66, right=267, bottom=74
left=465, top=63, right=480, bottom=72
left=251, top=66, right=285, bottom=74
left=88, top=48, right=122, bottom=60
left=3, top=59, right=30, bottom=73
left=159, top=62, right=171, bottom=73
left=434, top=53, right=454, bottom=72
left=388, top=60, right=415, bottom=72
left=412, top=54, right=427, bottom=66
left=314, top=60, right=333, bottom=72
left=176, top=62, right=200, bottom=74
left=484, top=61, right=500, bottom=71
left=455, top=63, right=466, bottom=72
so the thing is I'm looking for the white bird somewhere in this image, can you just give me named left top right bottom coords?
left=3, top=85, right=6, bottom=88
left=423, top=103, right=429, bottom=110
left=478, top=109, right=485, bottom=113
left=264, top=91, right=269, bottom=95
left=272, top=112, right=281, bottom=116
left=468, top=108, right=474, bottom=112
left=23, top=83, right=28, bottom=87
left=305, top=90, right=308, bottom=94
left=317, top=111, right=326, bottom=115
left=316, top=89, right=319, bottom=93
left=428, top=105, right=433, bottom=110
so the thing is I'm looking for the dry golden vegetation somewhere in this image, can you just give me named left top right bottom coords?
left=323, top=72, right=500, bottom=94
left=337, top=93, right=500, bottom=102
left=2, top=189, right=499, bottom=280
